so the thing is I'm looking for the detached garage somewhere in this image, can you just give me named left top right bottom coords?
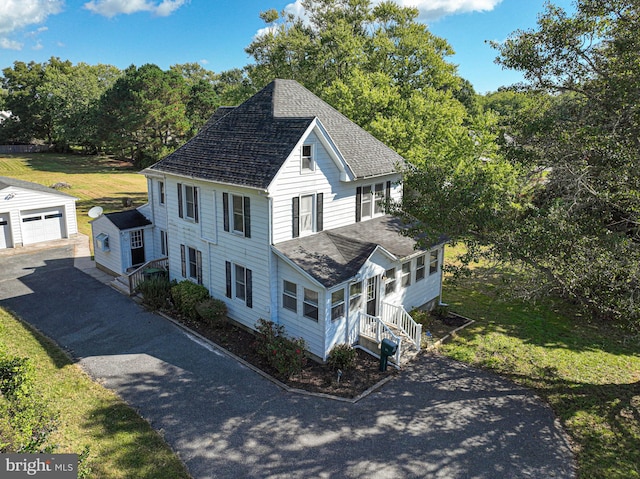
left=0, top=176, right=78, bottom=249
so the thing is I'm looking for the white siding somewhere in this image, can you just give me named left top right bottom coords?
left=269, top=129, right=402, bottom=244
left=0, top=186, right=77, bottom=247
left=274, top=257, right=326, bottom=360
left=91, top=215, right=124, bottom=275
left=161, top=176, right=272, bottom=332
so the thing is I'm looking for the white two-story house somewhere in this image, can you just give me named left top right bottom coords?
left=91, top=79, right=445, bottom=362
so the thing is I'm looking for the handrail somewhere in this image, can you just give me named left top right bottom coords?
left=126, top=257, right=169, bottom=294
left=381, top=302, right=422, bottom=351
left=359, top=312, right=403, bottom=365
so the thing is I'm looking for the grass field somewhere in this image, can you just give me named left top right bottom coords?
left=0, top=153, right=147, bottom=238
left=2, top=153, right=639, bottom=478
left=441, top=248, right=640, bottom=479
left=0, top=153, right=189, bottom=477
left=0, top=308, right=191, bottom=478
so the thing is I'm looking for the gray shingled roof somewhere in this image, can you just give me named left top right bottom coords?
left=149, top=79, right=405, bottom=189
left=0, top=176, right=76, bottom=198
left=273, top=216, right=421, bottom=288
left=105, top=210, right=152, bottom=230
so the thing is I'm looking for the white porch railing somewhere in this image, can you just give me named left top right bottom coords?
left=359, top=312, right=403, bottom=365
left=124, top=257, right=169, bottom=295
left=381, top=302, right=422, bottom=351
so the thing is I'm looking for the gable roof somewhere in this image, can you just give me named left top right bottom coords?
left=148, top=79, right=405, bottom=189
left=105, top=209, right=152, bottom=230
left=0, top=176, right=76, bottom=199
left=273, top=216, right=430, bottom=288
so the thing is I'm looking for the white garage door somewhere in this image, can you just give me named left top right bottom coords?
left=20, top=207, right=66, bottom=245
left=0, top=212, right=11, bottom=248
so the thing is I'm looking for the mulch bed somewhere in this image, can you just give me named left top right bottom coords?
left=174, top=315, right=397, bottom=399
left=158, top=308, right=472, bottom=399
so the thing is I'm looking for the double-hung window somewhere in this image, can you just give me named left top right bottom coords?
left=303, top=288, right=319, bottom=321
left=401, top=261, right=412, bottom=287
left=158, top=181, right=165, bottom=205
left=416, top=255, right=426, bottom=281
left=225, top=261, right=252, bottom=308
left=331, top=289, right=345, bottom=321
left=430, top=250, right=439, bottom=275
left=356, top=181, right=390, bottom=222
left=349, top=281, right=363, bottom=313
left=384, top=268, right=396, bottom=296
left=223, top=193, right=251, bottom=238
left=160, top=229, right=168, bottom=256
left=177, top=183, right=199, bottom=222
left=180, top=245, right=202, bottom=284
left=292, top=193, right=323, bottom=238
left=301, top=144, right=314, bottom=172
left=283, top=280, right=297, bottom=312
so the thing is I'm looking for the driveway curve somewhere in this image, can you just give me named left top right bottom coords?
left=0, top=244, right=575, bottom=479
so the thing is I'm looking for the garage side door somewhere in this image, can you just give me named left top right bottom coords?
left=0, top=212, right=12, bottom=248
left=21, top=208, right=66, bottom=245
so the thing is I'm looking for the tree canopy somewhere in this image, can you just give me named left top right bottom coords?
left=484, top=0, right=640, bottom=329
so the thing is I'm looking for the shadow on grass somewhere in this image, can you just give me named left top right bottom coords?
left=82, top=400, right=191, bottom=479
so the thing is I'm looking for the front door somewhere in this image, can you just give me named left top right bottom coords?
left=130, top=229, right=145, bottom=266
left=366, top=276, right=378, bottom=316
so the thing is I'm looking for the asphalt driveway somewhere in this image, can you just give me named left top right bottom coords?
left=0, top=244, right=575, bottom=479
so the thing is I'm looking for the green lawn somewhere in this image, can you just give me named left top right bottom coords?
left=0, top=153, right=147, bottom=238
left=441, top=248, right=640, bottom=479
left=0, top=307, right=191, bottom=478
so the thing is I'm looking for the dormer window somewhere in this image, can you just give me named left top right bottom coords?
left=301, top=144, right=314, bottom=172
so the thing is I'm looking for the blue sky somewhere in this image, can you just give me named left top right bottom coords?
left=0, top=0, right=574, bottom=94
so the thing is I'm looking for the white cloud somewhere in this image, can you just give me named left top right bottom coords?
left=83, top=0, right=188, bottom=18
left=0, top=0, right=63, bottom=50
left=0, top=38, right=22, bottom=50
left=284, top=0, right=502, bottom=22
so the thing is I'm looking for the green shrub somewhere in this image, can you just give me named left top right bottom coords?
left=410, top=308, right=433, bottom=328
left=138, top=276, right=172, bottom=310
left=255, top=319, right=307, bottom=379
left=432, top=304, right=450, bottom=320
left=195, top=298, right=228, bottom=327
left=171, top=281, right=210, bottom=319
left=327, top=344, right=357, bottom=370
left=0, top=353, right=57, bottom=453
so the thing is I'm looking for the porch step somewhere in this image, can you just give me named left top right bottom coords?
left=110, top=276, right=132, bottom=295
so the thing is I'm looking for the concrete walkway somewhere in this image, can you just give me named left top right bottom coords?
left=0, top=238, right=575, bottom=479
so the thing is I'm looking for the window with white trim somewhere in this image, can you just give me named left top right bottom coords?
left=177, top=183, right=199, bottom=222
left=301, top=144, right=314, bottom=172
left=402, top=261, right=412, bottom=287
left=299, top=194, right=314, bottom=234
left=160, top=229, right=168, bottom=256
left=303, top=288, right=319, bottom=321
left=415, top=255, right=426, bottom=281
left=430, top=250, right=439, bottom=275
left=384, top=268, right=396, bottom=295
left=349, top=281, right=363, bottom=312
left=180, top=245, right=202, bottom=284
left=158, top=181, right=165, bottom=205
left=130, top=230, right=143, bottom=249
left=235, top=264, right=247, bottom=301
left=225, top=261, right=252, bottom=307
left=223, top=193, right=251, bottom=238
left=283, top=280, right=297, bottom=312
left=358, top=182, right=386, bottom=221
left=331, top=289, right=345, bottom=321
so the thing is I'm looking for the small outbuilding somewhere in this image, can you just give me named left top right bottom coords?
left=90, top=209, right=153, bottom=276
left=0, top=176, right=78, bottom=249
